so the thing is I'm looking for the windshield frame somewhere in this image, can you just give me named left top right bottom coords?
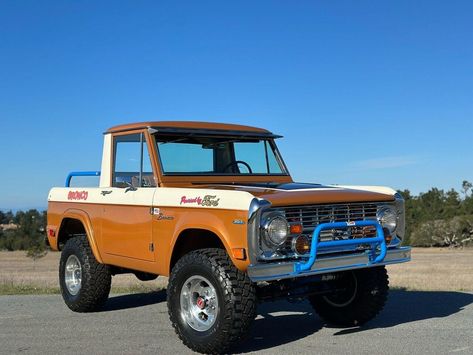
left=153, top=133, right=290, bottom=178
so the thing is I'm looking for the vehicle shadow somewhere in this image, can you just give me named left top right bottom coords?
left=103, top=289, right=167, bottom=312
left=100, top=289, right=473, bottom=352
left=234, top=289, right=473, bottom=353
left=232, top=300, right=323, bottom=353
left=332, top=289, right=473, bottom=336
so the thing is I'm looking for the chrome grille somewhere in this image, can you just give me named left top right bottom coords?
left=275, top=203, right=379, bottom=255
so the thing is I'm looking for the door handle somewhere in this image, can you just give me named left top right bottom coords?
left=101, top=190, right=113, bottom=196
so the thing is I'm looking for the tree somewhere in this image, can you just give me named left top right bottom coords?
left=26, top=244, right=48, bottom=270
left=0, top=210, right=14, bottom=224
left=0, top=209, right=47, bottom=252
left=462, top=180, right=472, bottom=198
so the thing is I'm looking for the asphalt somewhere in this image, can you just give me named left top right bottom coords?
left=1, top=290, right=473, bottom=354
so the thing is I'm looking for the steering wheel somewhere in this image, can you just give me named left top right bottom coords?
left=223, top=160, right=253, bottom=174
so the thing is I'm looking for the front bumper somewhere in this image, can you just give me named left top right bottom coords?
left=247, top=246, right=411, bottom=282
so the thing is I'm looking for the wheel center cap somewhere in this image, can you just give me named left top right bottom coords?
left=196, top=296, right=206, bottom=310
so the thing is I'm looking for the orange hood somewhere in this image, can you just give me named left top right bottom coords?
left=187, top=182, right=395, bottom=207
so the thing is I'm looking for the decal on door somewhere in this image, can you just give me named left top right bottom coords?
left=180, top=195, right=220, bottom=207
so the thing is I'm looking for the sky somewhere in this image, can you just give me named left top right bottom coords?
left=0, top=0, right=472, bottom=210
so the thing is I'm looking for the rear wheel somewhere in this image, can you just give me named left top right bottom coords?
left=167, top=248, right=256, bottom=354
left=309, top=266, right=389, bottom=327
left=59, top=235, right=111, bottom=312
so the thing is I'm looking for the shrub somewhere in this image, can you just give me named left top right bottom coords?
left=410, top=215, right=473, bottom=247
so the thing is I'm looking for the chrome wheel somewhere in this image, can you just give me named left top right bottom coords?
left=65, top=255, right=82, bottom=296
left=179, top=275, right=218, bottom=332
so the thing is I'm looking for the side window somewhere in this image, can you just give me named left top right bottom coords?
left=113, top=133, right=156, bottom=187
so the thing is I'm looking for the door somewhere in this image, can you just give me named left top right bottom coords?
left=101, top=132, right=157, bottom=262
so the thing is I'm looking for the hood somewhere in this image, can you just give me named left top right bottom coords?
left=188, top=182, right=395, bottom=207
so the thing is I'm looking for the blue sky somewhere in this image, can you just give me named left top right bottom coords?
left=1, top=0, right=472, bottom=210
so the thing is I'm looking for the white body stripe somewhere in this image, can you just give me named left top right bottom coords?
left=48, top=187, right=256, bottom=211
left=331, top=185, right=396, bottom=196
left=99, top=134, right=112, bottom=188
left=213, top=184, right=395, bottom=196
left=48, top=184, right=396, bottom=210
left=216, top=184, right=344, bottom=192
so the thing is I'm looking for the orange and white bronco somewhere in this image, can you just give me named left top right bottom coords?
left=47, top=121, right=411, bottom=353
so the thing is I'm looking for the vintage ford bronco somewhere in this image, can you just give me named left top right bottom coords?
left=47, top=121, right=411, bottom=353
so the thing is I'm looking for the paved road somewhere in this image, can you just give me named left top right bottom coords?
left=1, top=290, right=473, bottom=354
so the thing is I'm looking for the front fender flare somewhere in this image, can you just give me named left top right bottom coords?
left=167, top=212, right=248, bottom=274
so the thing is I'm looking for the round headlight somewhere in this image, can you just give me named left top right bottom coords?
left=377, top=206, right=397, bottom=233
left=264, top=216, right=289, bottom=246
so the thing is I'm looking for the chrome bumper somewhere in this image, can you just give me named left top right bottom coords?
left=247, top=246, right=411, bottom=282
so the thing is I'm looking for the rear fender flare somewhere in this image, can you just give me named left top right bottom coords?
left=58, top=209, right=103, bottom=264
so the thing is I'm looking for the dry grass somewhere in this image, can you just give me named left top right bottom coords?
left=387, top=248, right=473, bottom=292
left=0, top=248, right=472, bottom=295
left=0, top=251, right=167, bottom=295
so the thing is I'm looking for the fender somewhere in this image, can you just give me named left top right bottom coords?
left=59, top=208, right=103, bottom=264
left=166, top=211, right=249, bottom=274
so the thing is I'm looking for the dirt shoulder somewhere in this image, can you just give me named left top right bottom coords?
left=0, top=248, right=472, bottom=294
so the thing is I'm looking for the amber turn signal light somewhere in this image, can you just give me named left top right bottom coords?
left=290, top=224, right=303, bottom=234
left=292, top=235, right=310, bottom=255
left=231, top=248, right=246, bottom=260
left=382, top=227, right=393, bottom=244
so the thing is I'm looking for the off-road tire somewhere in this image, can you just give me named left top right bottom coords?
left=167, top=248, right=256, bottom=354
left=134, top=271, right=158, bottom=281
left=309, top=266, right=389, bottom=327
left=59, top=235, right=111, bottom=312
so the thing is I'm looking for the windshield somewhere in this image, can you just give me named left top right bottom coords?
left=155, top=135, right=287, bottom=175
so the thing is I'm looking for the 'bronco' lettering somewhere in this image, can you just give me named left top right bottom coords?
left=67, top=191, right=89, bottom=201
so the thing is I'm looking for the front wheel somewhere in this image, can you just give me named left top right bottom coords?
left=167, top=248, right=256, bottom=354
left=309, top=266, right=389, bottom=327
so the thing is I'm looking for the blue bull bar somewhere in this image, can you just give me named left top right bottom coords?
left=293, top=220, right=387, bottom=274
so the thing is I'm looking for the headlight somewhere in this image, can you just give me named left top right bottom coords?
left=263, top=215, right=289, bottom=247
left=394, top=192, right=405, bottom=240
left=377, top=206, right=397, bottom=234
